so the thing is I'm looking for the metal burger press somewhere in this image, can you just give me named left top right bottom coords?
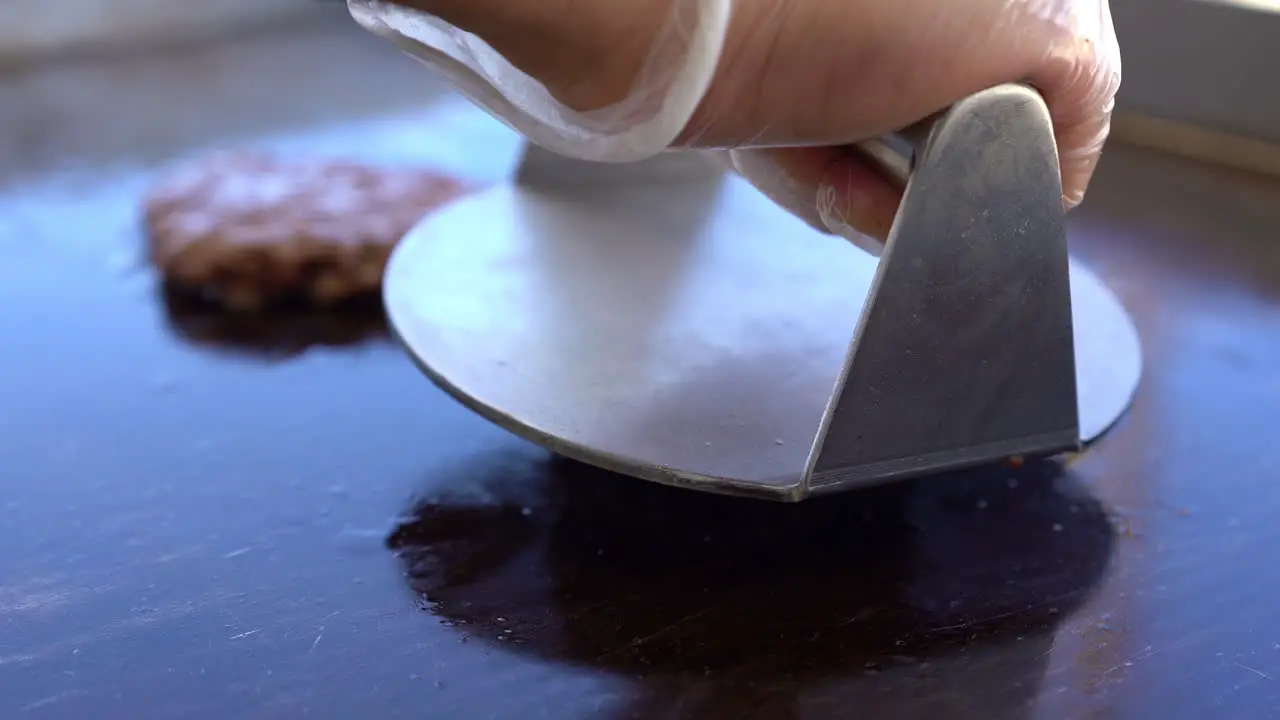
left=384, top=84, right=1143, bottom=501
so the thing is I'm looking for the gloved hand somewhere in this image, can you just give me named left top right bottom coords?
left=349, top=0, right=1119, bottom=245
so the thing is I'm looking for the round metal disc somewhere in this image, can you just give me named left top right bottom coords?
left=385, top=176, right=1142, bottom=499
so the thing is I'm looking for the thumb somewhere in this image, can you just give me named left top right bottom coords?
left=729, top=146, right=903, bottom=255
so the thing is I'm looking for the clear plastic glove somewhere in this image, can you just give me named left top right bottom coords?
left=349, top=0, right=1120, bottom=245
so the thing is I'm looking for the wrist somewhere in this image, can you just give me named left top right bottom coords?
left=387, top=0, right=668, bottom=112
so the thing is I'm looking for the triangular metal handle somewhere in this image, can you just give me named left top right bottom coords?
left=804, top=83, right=1081, bottom=495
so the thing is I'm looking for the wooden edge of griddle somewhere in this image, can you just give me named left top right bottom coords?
left=1111, top=111, right=1280, bottom=178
